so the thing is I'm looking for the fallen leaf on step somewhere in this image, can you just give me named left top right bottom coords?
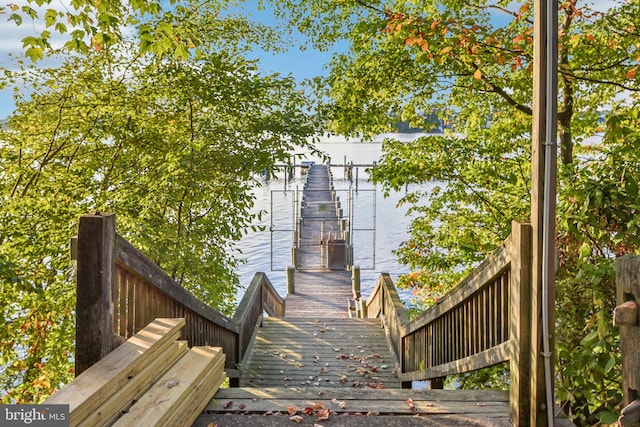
left=407, top=398, right=417, bottom=411
left=366, top=411, right=379, bottom=416
left=331, top=398, right=347, bottom=409
left=290, top=415, right=304, bottom=423
left=477, top=402, right=487, bottom=407
left=223, top=401, right=233, bottom=408
left=287, top=405, right=298, bottom=415
left=317, top=408, right=331, bottom=421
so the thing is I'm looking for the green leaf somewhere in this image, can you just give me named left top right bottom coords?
left=25, top=46, right=44, bottom=62
left=578, top=242, right=591, bottom=259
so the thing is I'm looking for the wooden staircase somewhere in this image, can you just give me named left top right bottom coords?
left=239, top=317, right=401, bottom=389
left=197, top=317, right=513, bottom=426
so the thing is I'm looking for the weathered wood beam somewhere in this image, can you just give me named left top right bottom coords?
left=615, top=256, right=640, bottom=407
left=75, top=212, right=121, bottom=376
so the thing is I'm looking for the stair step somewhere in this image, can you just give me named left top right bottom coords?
left=240, top=317, right=401, bottom=388
left=194, top=387, right=512, bottom=426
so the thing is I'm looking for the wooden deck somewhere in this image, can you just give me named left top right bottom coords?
left=297, top=164, right=345, bottom=271
left=284, top=271, right=353, bottom=317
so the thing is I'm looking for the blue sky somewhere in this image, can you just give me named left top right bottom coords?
left=0, top=2, right=338, bottom=119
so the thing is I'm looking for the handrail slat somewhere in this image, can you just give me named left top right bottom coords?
left=115, top=235, right=238, bottom=334
left=401, top=242, right=510, bottom=335
left=362, top=221, right=532, bottom=425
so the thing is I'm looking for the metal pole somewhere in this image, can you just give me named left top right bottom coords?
left=373, top=186, right=377, bottom=270
left=530, top=0, right=558, bottom=422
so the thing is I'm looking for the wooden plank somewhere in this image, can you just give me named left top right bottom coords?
left=211, top=387, right=509, bottom=402
left=399, top=341, right=512, bottom=382
left=207, top=387, right=509, bottom=416
left=77, top=340, right=189, bottom=427
left=45, top=318, right=185, bottom=426
left=112, top=346, right=224, bottom=427
left=163, top=355, right=226, bottom=427
left=206, top=397, right=509, bottom=415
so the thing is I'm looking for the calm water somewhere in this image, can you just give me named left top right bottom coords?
left=234, top=134, right=436, bottom=303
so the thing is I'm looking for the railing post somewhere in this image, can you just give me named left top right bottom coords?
left=509, top=221, right=533, bottom=426
left=287, top=266, right=296, bottom=295
left=351, top=265, right=361, bottom=299
left=615, top=255, right=640, bottom=424
left=75, top=212, right=120, bottom=376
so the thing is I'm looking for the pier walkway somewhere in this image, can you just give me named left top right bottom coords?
left=286, top=164, right=353, bottom=317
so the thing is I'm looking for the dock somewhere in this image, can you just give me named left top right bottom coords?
left=197, top=164, right=518, bottom=426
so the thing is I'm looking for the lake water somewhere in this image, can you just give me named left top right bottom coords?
left=234, top=133, right=436, bottom=303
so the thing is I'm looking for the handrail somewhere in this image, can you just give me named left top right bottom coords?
left=74, top=212, right=285, bottom=384
left=364, top=273, right=408, bottom=366
left=362, top=221, right=532, bottom=425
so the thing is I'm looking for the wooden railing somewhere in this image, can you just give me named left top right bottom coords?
left=73, top=212, right=284, bottom=384
left=363, top=221, right=532, bottom=425
left=614, top=255, right=640, bottom=425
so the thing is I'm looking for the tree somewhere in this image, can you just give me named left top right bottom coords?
left=0, top=17, right=319, bottom=401
left=274, top=0, right=639, bottom=423
left=2, top=0, right=286, bottom=61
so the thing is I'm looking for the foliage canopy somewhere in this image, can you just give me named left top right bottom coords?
left=0, top=6, right=320, bottom=402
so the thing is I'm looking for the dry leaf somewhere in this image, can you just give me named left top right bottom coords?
left=238, top=403, right=246, bottom=410
left=287, top=405, right=298, bottom=416
left=407, top=398, right=417, bottom=412
left=290, top=415, right=304, bottom=423
left=223, top=401, right=233, bottom=408
left=314, top=401, right=324, bottom=410
left=477, top=402, right=487, bottom=407
left=317, top=408, right=331, bottom=421
left=366, top=411, right=379, bottom=416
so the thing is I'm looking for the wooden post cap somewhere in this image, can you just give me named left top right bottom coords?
left=618, top=399, right=640, bottom=426
left=614, top=301, right=639, bottom=327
